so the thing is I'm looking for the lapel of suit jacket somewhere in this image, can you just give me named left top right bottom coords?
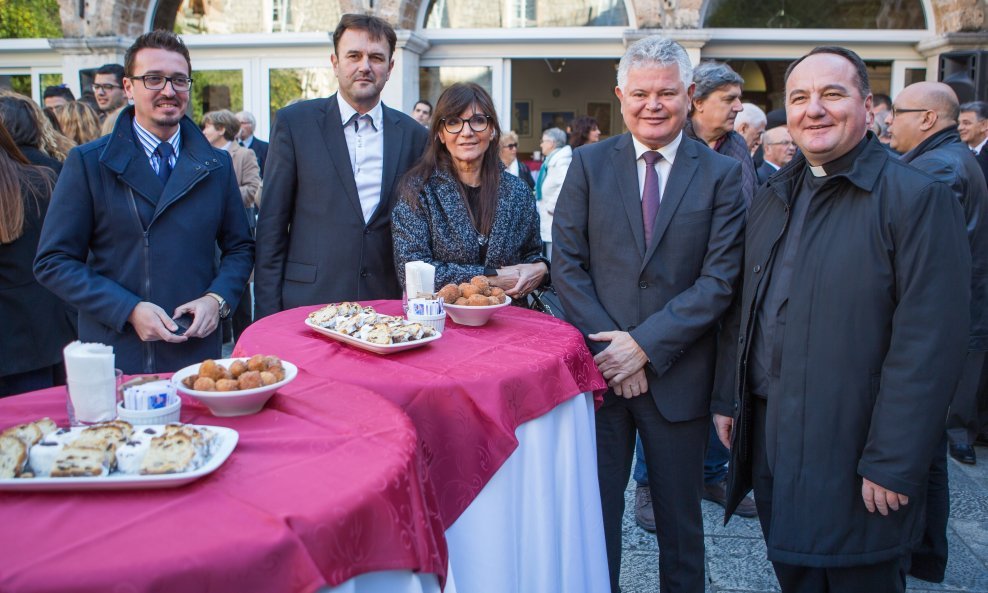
left=318, top=94, right=364, bottom=221
left=153, top=117, right=218, bottom=222
left=369, top=104, right=404, bottom=226
left=100, top=107, right=164, bottom=207
left=612, top=133, right=646, bottom=258
left=642, top=135, right=699, bottom=266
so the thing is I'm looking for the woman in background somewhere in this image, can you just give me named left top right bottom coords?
left=393, top=83, right=547, bottom=298
left=499, top=130, right=535, bottom=190
left=53, top=101, right=102, bottom=146
left=0, top=93, right=71, bottom=175
left=0, top=119, right=74, bottom=396
left=568, top=115, right=601, bottom=149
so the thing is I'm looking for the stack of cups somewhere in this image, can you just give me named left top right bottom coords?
left=407, top=297, right=446, bottom=333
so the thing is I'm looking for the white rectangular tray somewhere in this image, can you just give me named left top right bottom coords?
left=0, top=425, right=238, bottom=491
left=304, top=317, right=442, bottom=354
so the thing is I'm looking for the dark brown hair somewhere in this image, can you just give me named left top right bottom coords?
left=400, top=83, right=502, bottom=237
left=569, top=116, right=599, bottom=148
left=0, top=119, right=54, bottom=244
left=785, top=46, right=871, bottom=99
left=124, top=30, right=192, bottom=77
left=333, top=14, right=397, bottom=59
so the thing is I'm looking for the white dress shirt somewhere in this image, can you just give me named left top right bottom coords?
left=632, top=131, right=682, bottom=202
left=338, top=99, right=385, bottom=223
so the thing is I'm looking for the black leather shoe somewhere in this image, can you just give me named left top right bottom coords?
left=703, top=480, right=758, bottom=518
left=635, top=485, right=656, bottom=532
left=949, top=443, right=977, bottom=465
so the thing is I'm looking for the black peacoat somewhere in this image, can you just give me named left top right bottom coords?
left=714, top=135, right=970, bottom=567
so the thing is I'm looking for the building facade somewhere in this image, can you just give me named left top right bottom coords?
left=1, top=0, right=985, bottom=153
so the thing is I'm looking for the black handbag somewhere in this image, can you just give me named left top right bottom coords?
left=528, top=285, right=566, bottom=320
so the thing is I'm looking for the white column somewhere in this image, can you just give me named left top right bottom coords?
left=384, top=31, right=430, bottom=113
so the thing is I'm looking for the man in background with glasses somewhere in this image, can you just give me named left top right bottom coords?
left=35, top=30, right=254, bottom=374
left=92, top=63, right=127, bottom=135
left=756, top=120, right=797, bottom=185
left=254, top=14, right=427, bottom=318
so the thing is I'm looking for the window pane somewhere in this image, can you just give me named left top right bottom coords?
left=425, top=0, right=628, bottom=28
left=189, top=70, right=243, bottom=125
left=269, top=67, right=337, bottom=124
left=704, top=0, right=925, bottom=29
left=419, top=67, right=494, bottom=108
left=0, top=75, right=32, bottom=97
left=905, top=68, right=926, bottom=86
left=173, top=0, right=341, bottom=34
left=40, top=73, right=62, bottom=89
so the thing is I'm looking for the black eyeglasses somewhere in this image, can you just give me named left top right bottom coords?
left=765, top=141, right=796, bottom=147
left=503, top=143, right=518, bottom=149
left=891, top=106, right=929, bottom=118
left=91, top=83, right=121, bottom=93
left=128, top=75, right=194, bottom=92
left=441, top=114, right=491, bottom=134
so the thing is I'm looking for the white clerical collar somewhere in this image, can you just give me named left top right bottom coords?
left=632, top=130, right=682, bottom=165
left=339, top=97, right=383, bottom=131
left=809, top=165, right=827, bottom=177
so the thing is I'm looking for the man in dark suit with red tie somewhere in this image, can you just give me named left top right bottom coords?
left=553, top=35, right=745, bottom=593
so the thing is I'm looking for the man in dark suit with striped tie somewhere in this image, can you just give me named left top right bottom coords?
left=35, top=30, right=254, bottom=373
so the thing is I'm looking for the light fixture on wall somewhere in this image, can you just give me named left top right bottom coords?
left=544, top=59, right=566, bottom=74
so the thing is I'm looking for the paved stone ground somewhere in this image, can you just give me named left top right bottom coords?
left=619, top=444, right=988, bottom=593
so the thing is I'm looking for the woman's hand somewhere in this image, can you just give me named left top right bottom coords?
left=502, top=262, right=548, bottom=298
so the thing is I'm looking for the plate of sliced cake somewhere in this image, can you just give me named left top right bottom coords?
left=0, top=417, right=238, bottom=491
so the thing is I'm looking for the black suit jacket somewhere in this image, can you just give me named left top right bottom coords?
left=976, top=147, right=988, bottom=189
left=756, top=160, right=780, bottom=186
left=254, top=95, right=428, bottom=319
left=248, top=138, right=268, bottom=177
left=553, top=133, right=745, bottom=421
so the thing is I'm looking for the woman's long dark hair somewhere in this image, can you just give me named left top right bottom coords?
left=0, top=119, right=53, bottom=244
left=569, top=115, right=599, bottom=148
left=400, top=83, right=502, bottom=237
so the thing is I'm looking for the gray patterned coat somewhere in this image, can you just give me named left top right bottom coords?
left=392, top=167, right=543, bottom=288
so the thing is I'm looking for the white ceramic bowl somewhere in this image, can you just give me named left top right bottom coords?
left=171, top=358, right=298, bottom=417
left=443, top=299, right=511, bottom=326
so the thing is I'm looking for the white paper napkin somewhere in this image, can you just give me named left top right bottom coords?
left=405, top=261, right=436, bottom=302
left=63, top=341, right=117, bottom=422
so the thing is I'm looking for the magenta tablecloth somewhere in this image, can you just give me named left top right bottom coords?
left=0, top=373, right=447, bottom=593
left=234, top=300, right=606, bottom=526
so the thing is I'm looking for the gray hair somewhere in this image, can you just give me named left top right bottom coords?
left=617, top=36, right=693, bottom=91
left=542, top=127, right=567, bottom=149
left=235, top=110, right=256, bottom=126
left=735, top=103, right=766, bottom=129
left=961, top=101, right=988, bottom=121
left=693, top=61, right=744, bottom=101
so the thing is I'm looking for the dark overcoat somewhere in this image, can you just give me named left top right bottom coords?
left=1, top=172, right=75, bottom=377
left=34, top=107, right=254, bottom=374
left=900, top=127, right=988, bottom=351
left=714, top=135, right=970, bottom=566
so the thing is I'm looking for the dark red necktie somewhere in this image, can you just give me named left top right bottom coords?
left=641, top=150, right=662, bottom=247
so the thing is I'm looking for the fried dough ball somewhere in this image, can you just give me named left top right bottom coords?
left=437, top=284, right=460, bottom=304
left=454, top=297, right=469, bottom=305
left=488, top=296, right=502, bottom=305
left=215, top=379, right=240, bottom=392
left=229, top=360, right=248, bottom=378
left=247, top=354, right=266, bottom=372
left=467, top=294, right=490, bottom=306
left=459, top=283, right=481, bottom=298
left=259, top=371, right=278, bottom=386
left=490, top=287, right=505, bottom=298
left=182, top=374, right=199, bottom=389
left=198, top=359, right=225, bottom=381
left=495, top=293, right=508, bottom=304
left=263, top=356, right=281, bottom=369
left=470, top=275, right=490, bottom=292
left=193, top=377, right=216, bottom=391
left=237, top=371, right=263, bottom=390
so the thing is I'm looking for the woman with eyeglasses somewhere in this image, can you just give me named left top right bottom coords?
left=0, top=119, right=74, bottom=396
left=393, top=83, right=548, bottom=299
left=498, top=130, right=536, bottom=191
